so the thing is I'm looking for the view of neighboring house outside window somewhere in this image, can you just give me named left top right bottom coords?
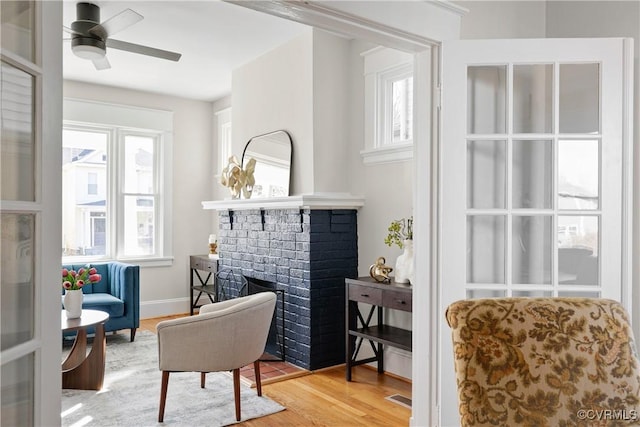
left=62, top=126, right=161, bottom=261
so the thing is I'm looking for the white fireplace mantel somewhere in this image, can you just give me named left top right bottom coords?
left=201, top=192, right=365, bottom=211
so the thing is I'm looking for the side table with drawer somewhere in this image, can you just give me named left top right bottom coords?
left=345, top=276, right=412, bottom=381
left=189, top=254, right=219, bottom=315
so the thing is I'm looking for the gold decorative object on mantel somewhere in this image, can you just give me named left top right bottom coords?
left=220, top=155, right=256, bottom=199
left=369, top=256, right=393, bottom=283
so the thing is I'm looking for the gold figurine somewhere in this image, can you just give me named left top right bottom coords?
left=369, top=257, right=393, bottom=283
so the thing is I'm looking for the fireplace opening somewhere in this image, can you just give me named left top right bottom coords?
left=244, top=276, right=285, bottom=361
left=215, top=269, right=285, bottom=362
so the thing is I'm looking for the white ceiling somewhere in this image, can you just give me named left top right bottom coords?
left=62, top=1, right=308, bottom=102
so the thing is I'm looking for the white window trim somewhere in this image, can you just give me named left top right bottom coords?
left=215, top=107, right=232, bottom=177
left=62, top=98, right=173, bottom=267
left=361, top=46, right=414, bottom=165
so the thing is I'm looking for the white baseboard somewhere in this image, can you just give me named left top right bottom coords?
left=140, top=297, right=190, bottom=319
left=385, top=347, right=412, bottom=380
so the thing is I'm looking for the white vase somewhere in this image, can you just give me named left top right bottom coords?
left=394, top=239, right=415, bottom=284
left=63, top=289, right=83, bottom=319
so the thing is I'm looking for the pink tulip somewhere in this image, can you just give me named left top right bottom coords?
left=76, top=280, right=84, bottom=288
left=89, top=267, right=97, bottom=275
left=62, top=268, right=68, bottom=277
left=78, top=268, right=86, bottom=276
left=89, top=274, right=101, bottom=283
left=70, top=270, right=76, bottom=277
left=63, top=281, right=72, bottom=289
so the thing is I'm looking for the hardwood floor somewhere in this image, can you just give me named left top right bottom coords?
left=141, top=315, right=412, bottom=426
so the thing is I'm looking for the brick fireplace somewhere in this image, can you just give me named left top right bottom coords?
left=208, top=195, right=363, bottom=370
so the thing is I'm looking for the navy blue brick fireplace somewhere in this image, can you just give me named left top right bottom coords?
left=217, top=208, right=358, bottom=370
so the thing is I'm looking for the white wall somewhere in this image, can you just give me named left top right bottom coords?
left=63, top=80, right=214, bottom=316
left=232, top=29, right=314, bottom=195
left=458, top=1, right=546, bottom=39
left=312, top=30, right=351, bottom=193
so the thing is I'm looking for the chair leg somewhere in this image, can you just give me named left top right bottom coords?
left=233, top=368, right=241, bottom=421
left=158, top=371, right=170, bottom=422
left=201, top=372, right=206, bottom=388
left=130, top=328, right=137, bottom=342
left=254, top=361, right=262, bottom=397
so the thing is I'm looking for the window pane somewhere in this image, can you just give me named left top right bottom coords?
left=1, top=353, right=34, bottom=426
left=558, top=140, right=599, bottom=210
left=1, top=214, right=35, bottom=350
left=124, top=135, right=154, bottom=194
left=512, top=216, right=552, bottom=284
left=512, top=140, right=552, bottom=209
left=467, top=140, right=506, bottom=209
left=1, top=1, right=35, bottom=62
left=558, top=216, right=599, bottom=286
left=513, top=290, right=553, bottom=297
left=559, top=63, right=600, bottom=134
left=513, top=64, right=553, bottom=134
left=123, top=195, right=155, bottom=256
left=62, top=129, right=108, bottom=257
left=467, top=66, right=507, bottom=134
left=466, top=289, right=506, bottom=299
left=391, top=76, right=413, bottom=143
left=558, top=291, right=600, bottom=298
left=467, top=215, right=505, bottom=284
left=1, top=61, right=35, bottom=201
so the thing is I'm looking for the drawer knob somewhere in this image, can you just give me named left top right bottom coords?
left=361, top=294, right=370, bottom=297
left=396, top=300, right=406, bottom=304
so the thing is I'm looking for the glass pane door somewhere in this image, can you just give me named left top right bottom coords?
left=440, top=38, right=630, bottom=427
left=464, top=62, right=603, bottom=299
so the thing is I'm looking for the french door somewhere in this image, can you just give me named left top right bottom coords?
left=1, top=1, right=62, bottom=425
left=439, top=38, right=633, bottom=426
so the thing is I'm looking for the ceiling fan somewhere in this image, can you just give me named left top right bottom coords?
left=64, top=2, right=182, bottom=70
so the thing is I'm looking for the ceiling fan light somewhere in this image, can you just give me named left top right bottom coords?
left=72, top=44, right=105, bottom=60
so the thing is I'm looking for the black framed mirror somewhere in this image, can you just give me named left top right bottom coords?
left=241, top=130, right=292, bottom=198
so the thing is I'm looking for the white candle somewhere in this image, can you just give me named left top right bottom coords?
left=209, top=234, right=216, bottom=244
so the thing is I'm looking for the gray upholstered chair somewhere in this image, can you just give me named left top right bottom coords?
left=156, top=292, right=277, bottom=422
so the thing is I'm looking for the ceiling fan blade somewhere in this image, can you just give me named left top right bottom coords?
left=107, top=39, right=182, bottom=62
left=92, top=56, right=111, bottom=70
left=90, top=8, right=143, bottom=38
left=63, top=25, right=80, bottom=36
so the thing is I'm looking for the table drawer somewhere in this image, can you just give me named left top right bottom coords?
left=190, top=257, right=217, bottom=271
left=383, top=289, right=412, bottom=312
left=348, top=284, right=383, bottom=305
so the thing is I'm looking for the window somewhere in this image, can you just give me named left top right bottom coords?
left=62, top=99, right=173, bottom=266
left=361, top=47, right=414, bottom=164
left=215, top=107, right=232, bottom=175
left=87, top=172, right=98, bottom=195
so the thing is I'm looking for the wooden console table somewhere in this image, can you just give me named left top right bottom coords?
left=190, top=254, right=219, bottom=315
left=61, top=309, right=109, bottom=390
left=345, top=277, right=412, bottom=381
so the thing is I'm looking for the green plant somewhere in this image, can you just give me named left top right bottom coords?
left=384, top=216, right=413, bottom=249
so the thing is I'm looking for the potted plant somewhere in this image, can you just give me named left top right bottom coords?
left=384, top=217, right=414, bottom=284
left=62, top=265, right=101, bottom=318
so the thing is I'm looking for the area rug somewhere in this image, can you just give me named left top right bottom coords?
left=61, top=331, right=285, bottom=426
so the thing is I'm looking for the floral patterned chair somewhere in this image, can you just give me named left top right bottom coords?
left=445, top=298, right=640, bottom=426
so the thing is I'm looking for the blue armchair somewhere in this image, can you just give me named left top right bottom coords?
left=62, top=261, right=140, bottom=341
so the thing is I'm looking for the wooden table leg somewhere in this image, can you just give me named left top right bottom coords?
left=62, top=323, right=106, bottom=390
